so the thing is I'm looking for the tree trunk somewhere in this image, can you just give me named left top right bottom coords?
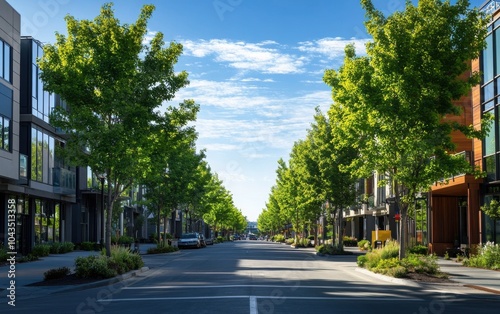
left=163, top=214, right=168, bottom=246
left=105, top=187, right=113, bottom=257
left=399, top=205, right=407, bottom=259
left=338, top=208, right=344, bottom=250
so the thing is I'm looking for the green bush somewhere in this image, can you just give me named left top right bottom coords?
left=463, top=242, right=500, bottom=270
left=316, top=244, right=351, bottom=255
left=44, top=267, right=70, bottom=281
left=80, top=241, right=97, bottom=251
left=118, top=236, right=133, bottom=245
left=343, top=236, right=358, bottom=247
left=0, top=247, right=7, bottom=262
left=401, top=254, right=439, bottom=274
left=49, top=242, right=74, bottom=254
left=18, top=254, right=38, bottom=263
left=32, top=244, right=50, bottom=257
left=75, top=255, right=117, bottom=279
left=147, top=244, right=179, bottom=254
left=357, top=239, right=371, bottom=251
left=380, top=240, right=399, bottom=259
left=273, top=234, right=285, bottom=243
left=216, top=236, right=225, bottom=243
left=74, top=246, right=144, bottom=279
left=307, top=235, right=315, bottom=240
left=408, top=244, right=428, bottom=255
left=62, top=242, right=75, bottom=253
left=357, top=255, right=368, bottom=267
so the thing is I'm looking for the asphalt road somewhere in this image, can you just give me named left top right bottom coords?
left=3, top=240, right=500, bottom=313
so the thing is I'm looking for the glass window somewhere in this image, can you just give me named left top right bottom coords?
left=0, top=42, right=3, bottom=79
left=485, top=154, right=497, bottom=181
left=485, top=114, right=496, bottom=155
left=19, top=154, right=27, bottom=178
left=32, top=40, right=38, bottom=64
left=0, top=116, right=10, bottom=151
left=2, top=117, right=9, bottom=151
left=31, top=128, right=37, bottom=180
left=484, top=81, right=495, bottom=102
left=48, top=136, right=54, bottom=185
left=3, top=44, right=9, bottom=82
left=483, top=34, right=494, bottom=83
left=42, top=132, right=49, bottom=183
left=37, top=129, right=43, bottom=181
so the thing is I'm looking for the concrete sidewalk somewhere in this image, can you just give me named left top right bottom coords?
left=0, top=243, right=160, bottom=302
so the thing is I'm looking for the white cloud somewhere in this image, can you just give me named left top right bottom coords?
left=142, top=30, right=158, bottom=45
left=181, top=39, right=306, bottom=74
left=297, top=37, right=370, bottom=59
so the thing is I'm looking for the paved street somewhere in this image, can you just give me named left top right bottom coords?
left=2, top=241, right=500, bottom=313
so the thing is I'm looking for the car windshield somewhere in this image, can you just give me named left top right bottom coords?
left=181, top=233, right=197, bottom=239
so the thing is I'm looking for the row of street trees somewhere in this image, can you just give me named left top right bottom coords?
left=38, top=3, right=246, bottom=256
left=259, top=0, right=491, bottom=258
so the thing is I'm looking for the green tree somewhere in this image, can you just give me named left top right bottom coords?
left=325, top=0, right=489, bottom=259
left=39, top=4, right=190, bottom=256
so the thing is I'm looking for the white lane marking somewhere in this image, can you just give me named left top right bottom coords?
left=249, top=296, right=258, bottom=314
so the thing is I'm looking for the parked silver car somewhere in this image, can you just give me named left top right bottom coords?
left=178, top=232, right=204, bottom=249
left=204, top=236, right=214, bottom=245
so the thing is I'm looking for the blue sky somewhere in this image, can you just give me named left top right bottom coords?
left=11, top=0, right=487, bottom=221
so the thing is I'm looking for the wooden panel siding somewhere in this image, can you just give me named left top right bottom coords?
left=430, top=196, right=459, bottom=255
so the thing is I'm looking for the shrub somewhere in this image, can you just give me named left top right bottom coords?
left=49, top=242, right=62, bottom=254
left=0, top=247, right=7, bottom=262
left=357, top=255, right=368, bottom=267
left=343, top=236, right=357, bottom=247
left=48, top=242, right=74, bottom=254
left=380, top=240, right=399, bottom=260
left=463, top=242, right=500, bottom=270
left=147, top=244, right=179, bottom=254
left=216, top=236, right=225, bottom=243
left=357, top=239, right=371, bottom=251
left=75, top=255, right=117, bottom=279
left=401, top=254, right=439, bottom=275
left=408, top=244, right=428, bottom=255
left=58, top=242, right=75, bottom=253
left=80, top=241, right=97, bottom=251
left=286, top=238, right=295, bottom=245
left=18, top=254, right=38, bottom=263
left=44, top=267, right=70, bottom=281
left=307, top=235, right=315, bottom=240
left=316, top=244, right=351, bottom=255
left=32, top=244, right=50, bottom=257
left=273, top=234, right=285, bottom=243
left=118, top=236, right=133, bottom=245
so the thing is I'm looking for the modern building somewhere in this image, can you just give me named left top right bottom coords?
left=474, top=0, right=500, bottom=245
left=0, top=0, right=22, bottom=251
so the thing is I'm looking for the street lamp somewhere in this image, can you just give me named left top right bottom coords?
left=97, top=173, right=106, bottom=246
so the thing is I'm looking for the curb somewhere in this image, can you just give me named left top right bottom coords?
left=354, top=267, right=423, bottom=288
left=53, top=266, right=150, bottom=294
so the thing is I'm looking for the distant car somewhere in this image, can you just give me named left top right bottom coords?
left=204, top=237, right=214, bottom=245
left=178, top=232, right=204, bottom=249
left=249, top=234, right=257, bottom=240
left=233, top=234, right=241, bottom=241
